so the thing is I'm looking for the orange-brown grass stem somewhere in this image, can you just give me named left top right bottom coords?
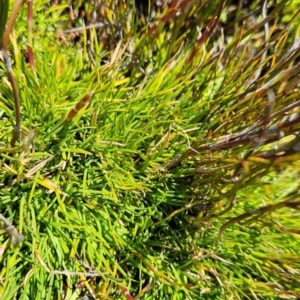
left=65, top=91, right=93, bottom=122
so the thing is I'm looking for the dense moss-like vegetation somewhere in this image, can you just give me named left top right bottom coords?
left=0, top=0, right=299, bottom=299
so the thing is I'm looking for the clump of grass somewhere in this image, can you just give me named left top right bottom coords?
left=0, top=0, right=300, bottom=299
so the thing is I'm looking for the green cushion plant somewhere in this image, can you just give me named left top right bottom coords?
left=0, top=0, right=299, bottom=299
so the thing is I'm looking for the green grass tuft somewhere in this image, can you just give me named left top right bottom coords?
left=0, top=0, right=300, bottom=299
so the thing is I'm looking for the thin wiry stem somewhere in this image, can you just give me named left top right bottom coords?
left=27, top=0, right=35, bottom=70
left=251, top=0, right=269, bottom=83
left=219, top=199, right=300, bottom=239
left=2, top=0, right=25, bottom=147
left=2, top=0, right=25, bottom=52
left=63, top=22, right=105, bottom=34
left=2, top=50, right=21, bottom=147
left=0, top=214, right=24, bottom=248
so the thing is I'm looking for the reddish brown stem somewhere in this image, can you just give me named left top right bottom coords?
left=27, top=0, right=35, bottom=70
left=66, top=92, right=93, bottom=122
left=2, top=0, right=25, bottom=52
left=188, top=0, right=224, bottom=64
left=3, top=51, right=21, bottom=147
left=219, top=199, right=300, bottom=239
left=120, top=286, right=135, bottom=300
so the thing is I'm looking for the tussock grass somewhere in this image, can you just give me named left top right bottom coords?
left=0, top=0, right=300, bottom=299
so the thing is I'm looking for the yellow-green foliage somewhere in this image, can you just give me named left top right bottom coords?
left=0, top=0, right=299, bottom=299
